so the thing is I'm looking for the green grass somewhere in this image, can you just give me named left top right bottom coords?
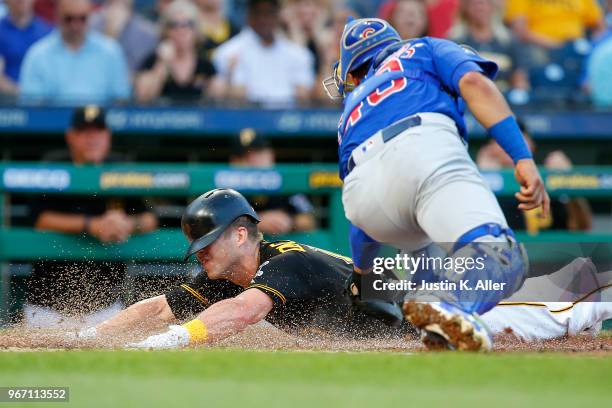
left=0, top=350, right=610, bottom=408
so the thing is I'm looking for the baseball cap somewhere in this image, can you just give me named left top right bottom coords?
left=231, top=128, right=271, bottom=156
left=71, top=105, right=107, bottom=130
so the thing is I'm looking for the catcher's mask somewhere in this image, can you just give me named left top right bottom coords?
left=322, top=17, right=401, bottom=100
left=181, top=189, right=260, bottom=261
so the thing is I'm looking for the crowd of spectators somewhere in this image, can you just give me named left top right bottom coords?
left=0, top=0, right=611, bottom=107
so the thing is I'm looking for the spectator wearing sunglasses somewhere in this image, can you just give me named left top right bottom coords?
left=135, top=0, right=223, bottom=103
left=19, top=0, right=130, bottom=105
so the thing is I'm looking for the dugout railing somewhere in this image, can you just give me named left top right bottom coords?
left=1, top=163, right=612, bottom=325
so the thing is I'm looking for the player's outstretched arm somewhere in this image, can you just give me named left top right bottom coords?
left=96, top=295, right=177, bottom=336
left=459, top=71, right=550, bottom=216
left=127, top=289, right=273, bottom=349
left=193, top=288, right=273, bottom=343
left=65, top=295, right=177, bottom=341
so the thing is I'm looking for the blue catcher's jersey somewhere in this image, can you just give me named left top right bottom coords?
left=337, top=37, right=498, bottom=179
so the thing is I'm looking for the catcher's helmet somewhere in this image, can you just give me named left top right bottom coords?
left=181, top=189, right=260, bottom=260
left=323, top=17, right=401, bottom=99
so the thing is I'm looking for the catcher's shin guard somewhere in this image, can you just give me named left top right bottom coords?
left=405, top=224, right=527, bottom=315
left=448, top=237, right=528, bottom=314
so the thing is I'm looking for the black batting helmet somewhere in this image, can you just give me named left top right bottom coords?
left=181, top=189, right=260, bottom=260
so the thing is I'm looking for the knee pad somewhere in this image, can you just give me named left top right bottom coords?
left=404, top=225, right=529, bottom=314
left=449, top=238, right=528, bottom=314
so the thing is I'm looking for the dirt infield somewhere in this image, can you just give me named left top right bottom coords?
left=1, top=325, right=611, bottom=353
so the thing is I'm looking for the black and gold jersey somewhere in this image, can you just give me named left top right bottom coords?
left=248, top=240, right=353, bottom=331
left=165, top=240, right=390, bottom=335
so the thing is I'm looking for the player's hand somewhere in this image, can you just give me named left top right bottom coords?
left=258, top=210, right=294, bottom=235
left=125, top=325, right=190, bottom=350
left=514, top=159, right=550, bottom=216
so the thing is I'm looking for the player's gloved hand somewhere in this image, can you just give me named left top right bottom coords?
left=345, top=271, right=404, bottom=327
left=514, top=159, right=550, bottom=216
left=125, top=325, right=190, bottom=350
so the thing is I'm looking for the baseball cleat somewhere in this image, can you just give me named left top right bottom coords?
left=403, top=301, right=493, bottom=351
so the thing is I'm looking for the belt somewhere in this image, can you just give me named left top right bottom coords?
left=346, top=115, right=422, bottom=176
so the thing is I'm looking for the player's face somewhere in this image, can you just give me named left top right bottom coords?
left=346, top=72, right=360, bottom=89
left=66, top=127, right=111, bottom=164
left=196, top=234, right=240, bottom=281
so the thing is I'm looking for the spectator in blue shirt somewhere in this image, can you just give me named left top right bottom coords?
left=19, top=0, right=131, bottom=105
left=0, top=0, right=52, bottom=96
